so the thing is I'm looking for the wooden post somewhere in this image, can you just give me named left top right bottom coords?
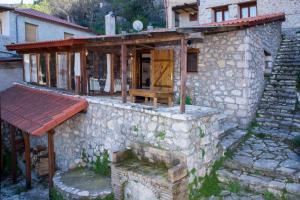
left=121, top=44, right=128, bottom=103
left=0, top=120, right=3, bottom=174
left=67, top=52, right=72, bottom=90
left=48, top=130, right=55, bottom=189
left=23, top=132, right=31, bottom=189
left=10, top=125, right=17, bottom=183
left=45, top=53, right=51, bottom=87
left=80, top=50, right=88, bottom=95
left=110, top=53, right=115, bottom=95
left=180, top=38, right=187, bottom=114
left=75, top=76, right=81, bottom=95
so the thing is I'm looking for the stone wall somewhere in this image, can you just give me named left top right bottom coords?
left=245, top=22, right=282, bottom=121
left=28, top=94, right=224, bottom=178
left=172, top=22, right=282, bottom=127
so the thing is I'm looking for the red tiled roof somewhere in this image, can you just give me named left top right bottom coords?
left=200, top=12, right=285, bottom=27
left=14, top=8, right=93, bottom=33
left=0, top=84, right=88, bottom=136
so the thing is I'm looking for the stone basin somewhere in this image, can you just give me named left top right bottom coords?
left=53, top=168, right=112, bottom=199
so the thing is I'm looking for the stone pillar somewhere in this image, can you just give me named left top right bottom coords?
left=105, top=12, right=116, bottom=94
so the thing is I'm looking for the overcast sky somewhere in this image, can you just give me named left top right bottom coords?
left=0, top=0, right=33, bottom=4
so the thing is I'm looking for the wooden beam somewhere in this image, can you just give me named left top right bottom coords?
left=180, top=38, right=187, bottom=114
left=45, top=53, right=51, bottom=87
left=110, top=53, right=115, bottom=95
left=23, top=132, right=31, bottom=189
left=0, top=120, right=3, bottom=175
left=48, top=130, right=55, bottom=189
left=121, top=44, right=128, bottom=103
left=10, top=125, right=17, bottom=183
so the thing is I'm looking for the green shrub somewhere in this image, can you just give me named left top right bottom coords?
left=50, top=188, right=65, bottom=200
left=228, top=181, right=241, bottom=194
left=93, top=150, right=110, bottom=176
left=177, top=96, right=192, bottom=105
left=263, top=191, right=275, bottom=200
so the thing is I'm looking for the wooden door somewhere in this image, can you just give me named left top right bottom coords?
left=150, top=49, right=174, bottom=92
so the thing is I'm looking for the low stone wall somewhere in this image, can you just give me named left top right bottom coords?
left=111, top=143, right=188, bottom=200
left=24, top=89, right=225, bottom=178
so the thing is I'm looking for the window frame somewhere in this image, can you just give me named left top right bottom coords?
left=187, top=48, right=199, bottom=73
left=214, top=6, right=229, bottom=22
left=25, top=22, right=38, bottom=42
left=239, top=2, right=257, bottom=18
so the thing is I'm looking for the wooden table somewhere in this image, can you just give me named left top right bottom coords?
left=129, top=89, right=173, bottom=108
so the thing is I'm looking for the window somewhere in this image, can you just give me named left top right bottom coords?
left=25, top=23, right=38, bottom=42
left=64, top=32, right=74, bottom=39
left=187, top=48, right=199, bottom=72
left=240, top=2, right=257, bottom=18
left=23, top=54, right=38, bottom=83
left=214, top=6, right=229, bottom=22
left=264, top=51, right=273, bottom=75
left=189, top=12, right=198, bottom=21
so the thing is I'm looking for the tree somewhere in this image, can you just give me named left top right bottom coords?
left=21, top=0, right=52, bottom=14
left=20, top=0, right=166, bottom=34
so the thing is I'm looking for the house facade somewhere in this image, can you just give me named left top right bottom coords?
left=0, top=6, right=96, bottom=91
left=2, top=2, right=300, bottom=198
left=166, top=0, right=300, bottom=30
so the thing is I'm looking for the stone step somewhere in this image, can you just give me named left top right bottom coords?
left=256, top=117, right=300, bottom=129
left=258, top=103, right=295, bottom=111
left=218, top=122, right=238, bottom=138
left=270, top=75, right=298, bottom=81
left=263, top=90, right=297, bottom=97
left=218, top=129, right=247, bottom=156
left=217, top=168, right=300, bottom=199
left=252, top=126, right=300, bottom=143
left=223, top=136, right=300, bottom=184
left=260, top=97, right=296, bottom=104
left=257, top=110, right=300, bottom=120
left=264, top=86, right=296, bottom=92
left=268, top=80, right=297, bottom=86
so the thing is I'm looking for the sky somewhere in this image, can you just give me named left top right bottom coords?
left=0, top=0, right=34, bottom=4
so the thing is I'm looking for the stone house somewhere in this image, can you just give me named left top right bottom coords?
left=166, top=0, right=300, bottom=30
left=1, top=1, right=300, bottom=197
left=0, top=5, right=97, bottom=91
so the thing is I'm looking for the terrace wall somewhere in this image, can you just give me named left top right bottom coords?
left=29, top=96, right=224, bottom=178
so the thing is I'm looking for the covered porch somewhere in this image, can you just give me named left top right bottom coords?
left=0, top=84, right=88, bottom=192
left=6, top=29, right=207, bottom=113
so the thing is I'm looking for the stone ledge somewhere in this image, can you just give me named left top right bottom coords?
left=17, top=82, right=220, bottom=121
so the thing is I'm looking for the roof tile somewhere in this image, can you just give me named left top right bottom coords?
left=0, top=85, right=88, bottom=136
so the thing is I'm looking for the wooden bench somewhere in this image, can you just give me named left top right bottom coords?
left=129, top=89, right=173, bottom=108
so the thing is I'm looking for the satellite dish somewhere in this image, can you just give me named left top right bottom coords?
left=133, top=20, right=143, bottom=32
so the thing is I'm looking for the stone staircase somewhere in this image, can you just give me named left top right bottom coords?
left=217, top=34, right=300, bottom=199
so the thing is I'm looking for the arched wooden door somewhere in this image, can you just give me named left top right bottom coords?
left=150, top=49, right=174, bottom=92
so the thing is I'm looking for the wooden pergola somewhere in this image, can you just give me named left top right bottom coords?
left=7, top=29, right=198, bottom=113
left=5, top=21, right=277, bottom=113
left=0, top=84, right=88, bottom=190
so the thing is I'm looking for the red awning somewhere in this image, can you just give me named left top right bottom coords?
left=0, top=84, right=88, bottom=136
